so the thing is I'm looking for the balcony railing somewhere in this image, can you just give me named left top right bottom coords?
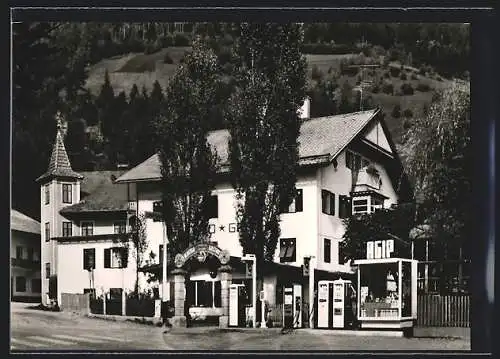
left=11, top=257, right=40, bottom=270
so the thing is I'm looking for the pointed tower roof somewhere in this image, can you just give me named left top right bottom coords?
left=36, top=112, right=84, bottom=184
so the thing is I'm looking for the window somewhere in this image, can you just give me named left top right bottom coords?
left=346, top=150, right=370, bottom=171
left=31, top=278, right=41, bottom=293
left=205, top=195, right=218, bottom=219
left=353, top=198, right=369, bottom=214
left=16, top=246, right=24, bottom=259
left=114, top=221, right=127, bottom=234
left=45, top=185, right=50, bottom=205
left=62, top=221, right=72, bottom=237
left=45, top=263, right=50, bottom=279
left=104, top=247, right=128, bottom=269
left=81, top=221, right=94, bottom=236
left=45, top=222, right=50, bottom=242
left=324, top=238, right=331, bottom=263
left=279, top=238, right=296, bottom=263
left=83, top=248, right=96, bottom=270
left=187, top=280, right=221, bottom=308
left=282, top=189, right=303, bottom=213
left=371, top=197, right=384, bottom=212
left=16, top=276, right=26, bottom=292
left=359, top=262, right=400, bottom=318
left=339, top=195, right=352, bottom=218
left=62, top=183, right=72, bottom=204
left=321, top=190, right=335, bottom=215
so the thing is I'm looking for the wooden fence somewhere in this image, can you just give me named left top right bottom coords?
left=417, top=294, right=470, bottom=327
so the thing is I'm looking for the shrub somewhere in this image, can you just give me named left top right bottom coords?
left=382, top=82, right=394, bottom=95
left=402, top=118, right=413, bottom=131
left=400, top=72, right=407, bottom=80
left=174, top=33, right=190, bottom=46
left=159, top=35, right=174, bottom=48
left=390, top=67, right=401, bottom=77
left=391, top=104, right=401, bottom=118
left=163, top=53, right=174, bottom=64
left=403, top=108, right=413, bottom=118
left=400, top=83, right=414, bottom=95
left=411, top=73, right=418, bottom=80
left=418, top=66, right=427, bottom=76
left=416, top=83, right=431, bottom=92
left=371, top=84, right=380, bottom=94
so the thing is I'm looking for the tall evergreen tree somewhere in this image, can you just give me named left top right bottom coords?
left=96, top=70, right=115, bottom=141
left=227, top=24, right=307, bottom=317
left=155, top=40, right=220, bottom=256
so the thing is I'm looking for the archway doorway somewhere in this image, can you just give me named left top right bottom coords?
left=170, top=242, right=232, bottom=328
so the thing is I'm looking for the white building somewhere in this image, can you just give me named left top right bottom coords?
left=38, top=106, right=412, bottom=323
left=11, top=209, right=41, bottom=302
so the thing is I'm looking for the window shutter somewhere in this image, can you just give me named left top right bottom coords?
left=121, top=248, right=129, bottom=268
left=295, top=189, right=303, bottom=212
left=330, top=193, right=335, bottom=215
left=83, top=250, right=88, bottom=270
left=104, top=248, right=111, bottom=268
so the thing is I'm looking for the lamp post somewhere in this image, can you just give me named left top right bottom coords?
left=242, top=254, right=257, bottom=328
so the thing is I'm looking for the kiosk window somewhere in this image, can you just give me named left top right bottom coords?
left=359, top=262, right=400, bottom=319
left=279, top=238, right=296, bottom=263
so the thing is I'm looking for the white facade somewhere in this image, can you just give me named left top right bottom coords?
left=11, top=230, right=41, bottom=300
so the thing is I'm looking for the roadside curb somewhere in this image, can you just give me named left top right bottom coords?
left=86, top=313, right=163, bottom=326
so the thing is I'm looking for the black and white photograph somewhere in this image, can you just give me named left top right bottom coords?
left=9, top=14, right=490, bottom=353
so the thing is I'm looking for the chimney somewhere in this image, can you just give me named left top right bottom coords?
left=299, top=97, right=310, bottom=119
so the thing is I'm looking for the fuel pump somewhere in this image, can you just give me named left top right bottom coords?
left=332, top=278, right=353, bottom=328
left=317, top=280, right=334, bottom=328
left=229, top=284, right=246, bottom=327
left=283, top=284, right=302, bottom=328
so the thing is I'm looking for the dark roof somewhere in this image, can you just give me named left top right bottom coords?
left=60, top=170, right=129, bottom=215
left=36, top=130, right=84, bottom=183
left=11, top=209, right=40, bottom=234
left=116, top=109, right=380, bottom=183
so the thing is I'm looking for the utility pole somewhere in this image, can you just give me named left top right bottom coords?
left=350, top=64, right=379, bottom=111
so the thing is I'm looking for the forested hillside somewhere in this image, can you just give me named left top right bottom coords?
left=12, top=22, right=470, bottom=219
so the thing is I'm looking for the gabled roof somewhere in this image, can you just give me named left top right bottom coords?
left=60, top=170, right=128, bottom=215
left=36, top=129, right=83, bottom=183
left=116, top=109, right=380, bottom=183
left=11, top=209, right=40, bottom=234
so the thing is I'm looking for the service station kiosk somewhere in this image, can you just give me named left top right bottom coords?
left=353, top=238, right=418, bottom=336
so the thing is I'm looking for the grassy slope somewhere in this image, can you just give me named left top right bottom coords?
left=84, top=47, right=454, bottom=146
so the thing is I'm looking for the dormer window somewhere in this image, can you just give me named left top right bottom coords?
left=351, top=192, right=387, bottom=215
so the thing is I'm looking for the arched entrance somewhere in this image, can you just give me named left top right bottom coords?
left=170, top=242, right=232, bottom=328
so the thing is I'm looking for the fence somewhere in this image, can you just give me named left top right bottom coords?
left=60, top=293, right=90, bottom=315
left=417, top=294, right=470, bottom=327
left=89, top=292, right=159, bottom=318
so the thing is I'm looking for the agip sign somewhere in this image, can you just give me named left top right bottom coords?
left=366, top=239, right=394, bottom=259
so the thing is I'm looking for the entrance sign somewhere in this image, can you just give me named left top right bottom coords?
left=366, top=239, right=394, bottom=259
left=175, top=242, right=230, bottom=268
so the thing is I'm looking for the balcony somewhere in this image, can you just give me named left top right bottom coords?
left=353, top=167, right=382, bottom=192
left=11, top=257, right=40, bottom=270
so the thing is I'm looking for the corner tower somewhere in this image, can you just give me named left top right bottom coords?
left=36, top=113, right=83, bottom=306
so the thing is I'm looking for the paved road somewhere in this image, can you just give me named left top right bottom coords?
left=11, top=302, right=168, bottom=351
left=11, top=302, right=470, bottom=351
